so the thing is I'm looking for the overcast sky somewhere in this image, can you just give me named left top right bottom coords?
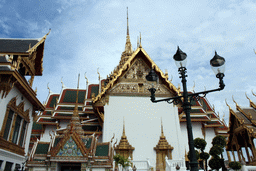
left=1, top=0, right=256, bottom=124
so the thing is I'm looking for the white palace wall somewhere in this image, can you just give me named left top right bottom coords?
left=180, top=122, right=216, bottom=153
left=103, top=96, right=184, bottom=167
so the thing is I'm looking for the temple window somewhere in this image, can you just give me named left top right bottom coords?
left=3, top=109, right=14, bottom=140
left=1, top=98, right=29, bottom=147
left=4, top=162, right=13, bottom=171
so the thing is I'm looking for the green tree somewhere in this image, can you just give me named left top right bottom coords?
left=209, top=135, right=227, bottom=171
left=194, top=138, right=210, bottom=171
left=187, top=150, right=200, bottom=161
left=113, top=154, right=130, bottom=170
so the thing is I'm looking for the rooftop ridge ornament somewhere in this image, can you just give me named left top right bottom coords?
left=139, top=32, right=142, bottom=48
left=122, top=117, right=126, bottom=138
left=252, top=90, right=256, bottom=97
left=61, top=77, right=66, bottom=89
left=127, top=7, right=129, bottom=36
left=232, top=95, right=238, bottom=107
left=245, top=92, right=252, bottom=103
left=47, top=83, right=53, bottom=95
left=161, top=118, right=164, bottom=137
left=225, top=99, right=231, bottom=110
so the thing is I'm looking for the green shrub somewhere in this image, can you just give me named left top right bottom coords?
left=209, top=158, right=222, bottom=170
left=229, top=161, right=242, bottom=171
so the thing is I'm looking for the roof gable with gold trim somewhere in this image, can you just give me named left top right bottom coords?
left=93, top=47, right=180, bottom=104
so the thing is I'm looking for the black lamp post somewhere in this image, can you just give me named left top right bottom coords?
left=146, top=46, right=225, bottom=171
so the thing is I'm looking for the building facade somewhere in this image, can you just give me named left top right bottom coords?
left=0, top=33, right=49, bottom=170
left=226, top=93, right=256, bottom=165
left=27, top=15, right=228, bottom=171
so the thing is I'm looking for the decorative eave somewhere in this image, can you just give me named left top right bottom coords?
left=27, top=30, right=50, bottom=54
left=93, top=47, right=180, bottom=104
left=236, top=105, right=253, bottom=121
left=250, top=101, right=256, bottom=110
left=0, top=70, right=44, bottom=111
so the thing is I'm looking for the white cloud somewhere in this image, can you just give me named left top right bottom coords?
left=20, top=0, right=255, bottom=126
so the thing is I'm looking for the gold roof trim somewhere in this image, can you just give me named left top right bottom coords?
left=27, top=29, right=51, bottom=54
left=93, top=47, right=180, bottom=103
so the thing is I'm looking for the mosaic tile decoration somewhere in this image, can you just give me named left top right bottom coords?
left=57, top=137, right=83, bottom=156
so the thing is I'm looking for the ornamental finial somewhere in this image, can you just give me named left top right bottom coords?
left=252, top=90, right=256, bottom=97
left=127, top=7, right=129, bottom=36
left=245, top=92, right=252, bottom=103
left=232, top=95, right=238, bottom=107
left=225, top=99, right=231, bottom=110
left=161, top=118, right=164, bottom=137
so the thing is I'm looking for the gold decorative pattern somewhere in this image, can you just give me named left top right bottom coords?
left=114, top=120, right=135, bottom=159
left=93, top=47, right=180, bottom=104
left=0, top=74, right=16, bottom=98
left=0, top=137, right=25, bottom=156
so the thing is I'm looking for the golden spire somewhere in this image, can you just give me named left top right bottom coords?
left=139, top=32, right=142, bottom=48
left=70, top=74, right=84, bottom=135
left=122, top=117, right=127, bottom=138
left=161, top=118, right=164, bottom=137
left=127, top=7, right=129, bottom=36
left=120, top=7, right=133, bottom=64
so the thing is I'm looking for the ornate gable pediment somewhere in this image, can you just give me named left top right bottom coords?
left=109, top=56, right=172, bottom=96
left=93, top=48, right=179, bottom=105
left=56, top=137, right=83, bottom=157
left=51, top=132, right=89, bottom=157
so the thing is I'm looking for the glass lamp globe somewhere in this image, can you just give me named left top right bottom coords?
left=210, top=51, right=225, bottom=76
left=173, top=46, right=187, bottom=68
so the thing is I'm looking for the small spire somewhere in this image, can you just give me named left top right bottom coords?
left=70, top=74, right=84, bottom=135
left=137, top=36, right=139, bottom=48
left=161, top=118, right=164, bottom=137
left=122, top=117, right=126, bottom=137
left=127, top=7, right=129, bottom=36
left=139, top=32, right=142, bottom=48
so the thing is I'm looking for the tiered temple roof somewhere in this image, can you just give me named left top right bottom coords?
left=28, top=84, right=113, bottom=169
left=226, top=94, right=256, bottom=151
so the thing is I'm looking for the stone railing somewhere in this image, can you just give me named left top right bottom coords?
left=241, top=165, right=256, bottom=171
left=114, top=158, right=153, bottom=171
left=165, top=157, right=186, bottom=171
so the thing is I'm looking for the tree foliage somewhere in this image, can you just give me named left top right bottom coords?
left=194, top=138, right=207, bottom=151
left=200, top=152, right=210, bottom=160
left=113, top=154, right=130, bottom=168
left=212, top=135, right=226, bottom=148
left=209, top=145, right=224, bottom=157
left=209, top=135, right=227, bottom=171
left=187, top=150, right=200, bottom=160
left=209, top=158, right=222, bottom=170
left=229, top=161, right=242, bottom=171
